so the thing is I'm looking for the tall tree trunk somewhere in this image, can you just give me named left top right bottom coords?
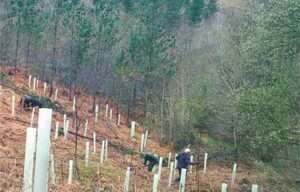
left=14, top=19, right=20, bottom=71
left=160, top=79, right=165, bottom=142
left=50, top=16, right=59, bottom=98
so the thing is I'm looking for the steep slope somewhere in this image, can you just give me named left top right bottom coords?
left=0, top=67, right=283, bottom=192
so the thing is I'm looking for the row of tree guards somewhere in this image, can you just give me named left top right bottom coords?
left=20, top=76, right=260, bottom=191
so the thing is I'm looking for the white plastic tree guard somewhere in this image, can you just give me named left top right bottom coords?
left=85, top=142, right=90, bottom=167
left=123, top=167, right=130, bottom=192
left=130, top=121, right=136, bottom=138
left=152, top=174, right=159, bottom=192
left=11, top=93, right=15, bottom=116
left=33, top=77, right=36, bottom=91
left=84, top=120, right=88, bottom=137
left=140, top=134, right=145, bottom=152
left=190, top=155, right=194, bottom=173
left=158, top=157, right=163, bottom=179
left=109, top=108, right=113, bottom=120
left=72, top=96, right=76, bottom=112
left=231, top=163, right=237, bottom=186
left=252, top=184, right=258, bottom=192
left=36, top=79, right=39, bottom=89
left=221, top=183, right=228, bottom=192
left=173, top=154, right=178, bottom=179
left=104, top=140, right=108, bottom=160
left=54, top=89, right=58, bottom=101
left=117, top=113, right=121, bottom=126
left=168, top=162, right=174, bottom=187
left=63, top=114, right=66, bottom=130
left=100, top=140, right=105, bottom=164
left=64, top=120, right=69, bottom=140
left=93, top=132, right=96, bottom=153
left=30, top=107, right=35, bottom=127
left=203, top=153, right=208, bottom=174
left=144, top=130, right=148, bottom=148
left=33, top=108, right=53, bottom=192
left=54, top=121, right=59, bottom=139
left=50, top=154, right=56, bottom=185
left=28, top=75, right=32, bottom=88
left=95, top=105, right=99, bottom=123
left=179, top=169, right=187, bottom=192
left=68, top=160, right=73, bottom=184
left=43, top=82, right=47, bottom=95
left=23, top=128, right=37, bottom=192
left=105, top=104, right=109, bottom=118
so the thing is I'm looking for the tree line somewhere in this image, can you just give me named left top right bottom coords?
left=0, top=0, right=299, bottom=167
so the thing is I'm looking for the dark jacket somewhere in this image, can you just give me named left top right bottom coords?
left=176, top=152, right=191, bottom=169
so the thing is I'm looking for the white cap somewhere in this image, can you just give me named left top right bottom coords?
left=184, top=148, right=191, bottom=153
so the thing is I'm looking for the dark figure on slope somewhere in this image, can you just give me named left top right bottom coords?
left=142, top=152, right=167, bottom=172
left=20, top=95, right=43, bottom=110
left=176, top=148, right=191, bottom=181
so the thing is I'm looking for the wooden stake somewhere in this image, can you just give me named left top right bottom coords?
left=68, top=160, right=73, bottom=184
left=23, top=128, right=37, bottom=192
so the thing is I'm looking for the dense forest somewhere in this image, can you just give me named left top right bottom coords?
left=0, top=0, right=299, bottom=190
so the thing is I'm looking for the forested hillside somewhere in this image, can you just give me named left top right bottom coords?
left=0, top=0, right=299, bottom=191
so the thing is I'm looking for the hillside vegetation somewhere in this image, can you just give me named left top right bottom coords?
left=0, top=0, right=299, bottom=191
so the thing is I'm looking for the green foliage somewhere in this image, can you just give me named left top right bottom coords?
left=187, top=0, right=205, bottom=24
left=239, top=0, right=300, bottom=161
left=173, top=129, right=196, bottom=150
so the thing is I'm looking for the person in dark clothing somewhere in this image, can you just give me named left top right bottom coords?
left=143, top=152, right=159, bottom=171
left=176, top=148, right=191, bottom=181
left=141, top=152, right=168, bottom=172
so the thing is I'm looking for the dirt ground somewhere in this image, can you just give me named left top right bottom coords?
left=0, top=67, right=265, bottom=192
